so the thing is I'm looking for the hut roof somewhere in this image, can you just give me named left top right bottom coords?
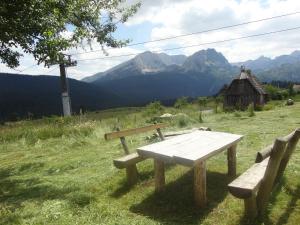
left=235, top=71, right=266, bottom=95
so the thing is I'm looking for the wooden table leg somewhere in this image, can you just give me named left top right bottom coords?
left=154, top=159, right=165, bottom=192
left=227, top=144, right=237, bottom=177
left=194, top=161, right=206, bottom=208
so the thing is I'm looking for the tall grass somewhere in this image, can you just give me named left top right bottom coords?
left=0, top=97, right=299, bottom=225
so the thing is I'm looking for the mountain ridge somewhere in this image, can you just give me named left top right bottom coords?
left=82, top=51, right=187, bottom=82
left=83, top=49, right=300, bottom=84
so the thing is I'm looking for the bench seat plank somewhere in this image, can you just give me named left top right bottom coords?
left=113, top=153, right=144, bottom=169
left=228, top=158, right=269, bottom=199
left=105, top=123, right=167, bottom=140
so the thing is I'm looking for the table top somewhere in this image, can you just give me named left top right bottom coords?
left=137, top=130, right=243, bottom=167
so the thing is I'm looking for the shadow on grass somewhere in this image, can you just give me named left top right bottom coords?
left=274, top=184, right=300, bottom=225
left=110, top=170, right=154, bottom=198
left=0, top=164, right=94, bottom=210
left=110, top=162, right=176, bottom=198
left=262, top=178, right=300, bottom=225
left=129, top=169, right=230, bottom=225
left=238, top=178, right=300, bottom=225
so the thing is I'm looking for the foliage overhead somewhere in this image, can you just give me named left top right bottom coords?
left=0, top=0, right=140, bottom=68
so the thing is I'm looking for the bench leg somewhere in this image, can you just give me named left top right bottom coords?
left=126, top=165, right=138, bottom=185
left=194, top=161, right=207, bottom=208
left=154, top=159, right=165, bottom=192
left=244, top=195, right=257, bottom=219
left=227, top=144, right=237, bottom=177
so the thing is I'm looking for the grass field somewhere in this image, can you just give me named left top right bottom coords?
left=1, top=97, right=300, bottom=225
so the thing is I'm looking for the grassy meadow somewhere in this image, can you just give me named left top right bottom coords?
left=0, top=97, right=300, bottom=225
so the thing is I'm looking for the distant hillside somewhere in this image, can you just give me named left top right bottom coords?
left=96, top=71, right=228, bottom=105
left=0, top=73, right=124, bottom=120
left=233, top=50, right=300, bottom=78
left=258, top=63, right=300, bottom=82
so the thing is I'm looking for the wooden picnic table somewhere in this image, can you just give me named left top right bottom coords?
left=137, top=130, right=243, bottom=208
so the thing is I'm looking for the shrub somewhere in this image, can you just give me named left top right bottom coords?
left=214, top=96, right=223, bottom=113
left=288, top=84, right=296, bottom=96
left=174, top=97, right=189, bottom=109
left=178, top=117, right=188, bottom=127
left=199, top=111, right=203, bottom=123
left=234, top=111, right=241, bottom=117
left=265, top=84, right=290, bottom=100
left=254, top=104, right=264, bottom=111
left=144, top=101, right=164, bottom=116
left=248, top=103, right=255, bottom=117
left=197, top=97, right=208, bottom=110
left=263, top=104, right=275, bottom=111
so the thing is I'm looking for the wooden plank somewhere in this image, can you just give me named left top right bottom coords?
left=137, top=131, right=243, bottom=167
left=154, top=159, right=165, bottom=192
left=276, top=128, right=300, bottom=182
left=255, top=145, right=273, bottom=163
left=227, top=144, right=237, bottom=177
left=194, top=161, right=206, bottom=208
left=255, top=129, right=298, bottom=163
left=104, top=123, right=168, bottom=140
left=174, top=138, right=242, bottom=167
left=228, top=158, right=269, bottom=199
left=256, top=138, right=287, bottom=216
left=282, top=129, right=298, bottom=142
left=113, top=153, right=144, bottom=169
left=120, top=136, right=130, bottom=155
left=156, top=128, right=165, bottom=140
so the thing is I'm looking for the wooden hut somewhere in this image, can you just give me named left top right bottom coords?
left=224, top=67, right=267, bottom=109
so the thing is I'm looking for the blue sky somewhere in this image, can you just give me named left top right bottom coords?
left=1, top=0, right=300, bottom=79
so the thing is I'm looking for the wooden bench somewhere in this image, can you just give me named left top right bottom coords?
left=228, top=128, right=300, bottom=219
left=104, top=123, right=167, bottom=185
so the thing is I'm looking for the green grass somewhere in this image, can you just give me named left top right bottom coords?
left=1, top=98, right=300, bottom=225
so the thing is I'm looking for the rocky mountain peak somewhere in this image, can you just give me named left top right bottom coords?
left=183, top=48, right=230, bottom=72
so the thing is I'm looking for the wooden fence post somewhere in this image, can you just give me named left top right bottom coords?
left=256, top=138, right=287, bottom=216
left=276, top=129, right=300, bottom=182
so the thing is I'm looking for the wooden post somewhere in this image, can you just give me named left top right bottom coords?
left=126, top=165, right=138, bottom=185
left=227, top=144, right=237, bottom=177
left=194, top=161, right=206, bottom=208
left=244, top=195, right=258, bottom=219
left=59, top=64, right=72, bottom=116
left=116, top=128, right=138, bottom=185
left=276, top=129, right=300, bottom=182
left=156, top=128, right=165, bottom=140
left=256, top=139, right=287, bottom=217
left=120, top=136, right=130, bottom=155
left=120, top=136, right=138, bottom=185
left=154, top=159, right=165, bottom=192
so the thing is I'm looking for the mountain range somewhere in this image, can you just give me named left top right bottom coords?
left=1, top=48, right=300, bottom=120
left=83, top=49, right=239, bottom=105
left=82, top=48, right=300, bottom=105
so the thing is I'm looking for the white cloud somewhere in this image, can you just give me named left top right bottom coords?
left=2, top=0, right=300, bottom=79
left=127, top=0, right=300, bottom=62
